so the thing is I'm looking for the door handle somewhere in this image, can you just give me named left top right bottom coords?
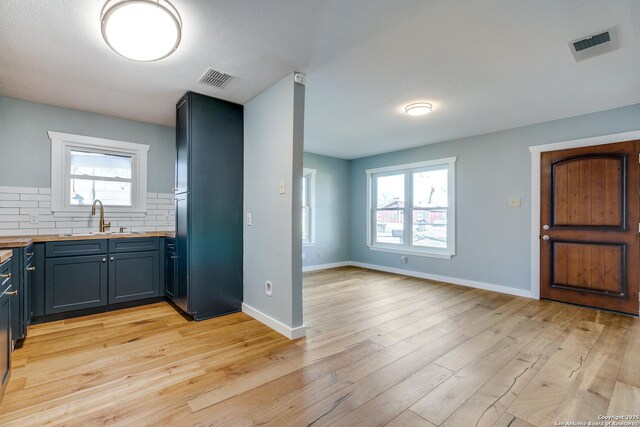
left=542, top=235, right=550, bottom=241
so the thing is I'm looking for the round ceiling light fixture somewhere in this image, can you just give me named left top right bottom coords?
left=101, top=0, right=182, bottom=62
left=404, top=102, right=433, bottom=116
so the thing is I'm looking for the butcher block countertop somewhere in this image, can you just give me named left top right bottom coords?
left=0, top=250, right=12, bottom=263
left=0, top=231, right=173, bottom=249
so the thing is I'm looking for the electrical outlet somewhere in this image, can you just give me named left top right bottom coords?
left=509, top=197, right=521, bottom=208
left=400, top=255, right=408, bottom=264
left=265, top=280, right=273, bottom=297
left=246, top=212, right=252, bottom=226
left=29, top=214, right=38, bottom=224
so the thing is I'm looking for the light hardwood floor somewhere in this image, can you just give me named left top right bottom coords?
left=0, top=267, right=638, bottom=426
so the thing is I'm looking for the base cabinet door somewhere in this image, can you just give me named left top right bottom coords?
left=0, top=289, right=11, bottom=401
left=45, top=255, right=108, bottom=314
left=108, top=252, right=159, bottom=304
left=165, top=250, right=176, bottom=299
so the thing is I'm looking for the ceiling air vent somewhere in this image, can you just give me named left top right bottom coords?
left=198, top=68, right=235, bottom=89
left=569, top=27, right=619, bottom=62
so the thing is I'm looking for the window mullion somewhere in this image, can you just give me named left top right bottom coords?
left=404, top=171, right=411, bottom=248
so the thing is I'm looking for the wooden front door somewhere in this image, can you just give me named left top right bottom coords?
left=540, top=140, right=639, bottom=315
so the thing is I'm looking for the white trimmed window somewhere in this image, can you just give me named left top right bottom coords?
left=366, top=157, right=456, bottom=259
left=302, top=168, right=316, bottom=245
left=48, top=132, right=149, bottom=214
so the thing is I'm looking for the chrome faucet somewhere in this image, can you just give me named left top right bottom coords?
left=91, top=199, right=111, bottom=233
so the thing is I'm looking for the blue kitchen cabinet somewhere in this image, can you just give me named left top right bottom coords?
left=45, top=254, right=109, bottom=314
left=0, top=256, right=13, bottom=402
left=108, top=251, right=159, bottom=304
left=165, top=238, right=176, bottom=299
left=8, top=245, right=34, bottom=345
left=36, top=238, right=163, bottom=319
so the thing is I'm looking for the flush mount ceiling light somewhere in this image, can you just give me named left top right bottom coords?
left=101, top=0, right=182, bottom=62
left=405, top=102, right=433, bottom=116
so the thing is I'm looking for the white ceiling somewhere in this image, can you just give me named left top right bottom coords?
left=1, top=0, right=639, bottom=159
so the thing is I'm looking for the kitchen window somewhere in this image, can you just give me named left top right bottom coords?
left=48, top=131, right=149, bottom=214
left=366, top=157, right=456, bottom=259
left=302, top=168, right=316, bottom=245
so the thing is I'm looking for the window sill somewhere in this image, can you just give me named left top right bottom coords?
left=367, top=244, right=454, bottom=260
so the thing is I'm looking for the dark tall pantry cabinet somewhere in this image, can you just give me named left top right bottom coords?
left=172, top=92, right=243, bottom=320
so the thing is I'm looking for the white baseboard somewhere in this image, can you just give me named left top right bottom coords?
left=346, top=261, right=534, bottom=299
left=241, top=303, right=306, bottom=340
left=302, top=261, right=350, bottom=272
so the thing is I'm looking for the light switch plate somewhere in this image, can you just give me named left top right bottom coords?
left=279, top=180, right=286, bottom=194
left=246, top=212, right=252, bottom=226
left=509, top=197, right=521, bottom=207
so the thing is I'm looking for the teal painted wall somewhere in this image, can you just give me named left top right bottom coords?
left=0, top=96, right=175, bottom=193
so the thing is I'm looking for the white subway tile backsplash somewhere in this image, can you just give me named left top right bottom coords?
left=0, top=201, right=39, bottom=208
left=0, top=229, right=34, bottom=237
left=0, top=215, right=29, bottom=222
left=56, top=221, right=87, bottom=228
left=0, top=187, right=175, bottom=236
left=20, top=222, right=55, bottom=229
left=20, top=208, right=53, bottom=215
left=20, top=194, right=50, bottom=201
left=38, top=228, right=71, bottom=235
left=0, top=186, right=38, bottom=194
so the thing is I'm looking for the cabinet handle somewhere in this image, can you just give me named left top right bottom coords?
left=27, top=252, right=34, bottom=256
left=5, top=290, right=17, bottom=296
left=110, top=257, right=115, bottom=262
left=170, top=255, right=178, bottom=259
left=26, top=266, right=36, bottom=272
left=0, top=273, right=10, bottom=279
left=102, top=258, right=107, bottom=263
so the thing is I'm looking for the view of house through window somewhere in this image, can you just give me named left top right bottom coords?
left=69, top=150, right=134, bottom=206
left=368, top=158, right=456, bottom=258
left=48, top=131, right=149, bottom=213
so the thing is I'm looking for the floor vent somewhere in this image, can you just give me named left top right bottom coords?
left=198, top=68, right=235, bottom=89
left=569, top=27, right=619, bottom=62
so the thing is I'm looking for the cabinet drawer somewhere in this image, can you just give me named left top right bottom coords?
left=46, top=240, right=108, bottom=258
left=109, top=238, right=159, bottom=253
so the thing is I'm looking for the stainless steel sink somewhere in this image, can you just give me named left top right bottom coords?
left=58, top=231, right=146, bottom=237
